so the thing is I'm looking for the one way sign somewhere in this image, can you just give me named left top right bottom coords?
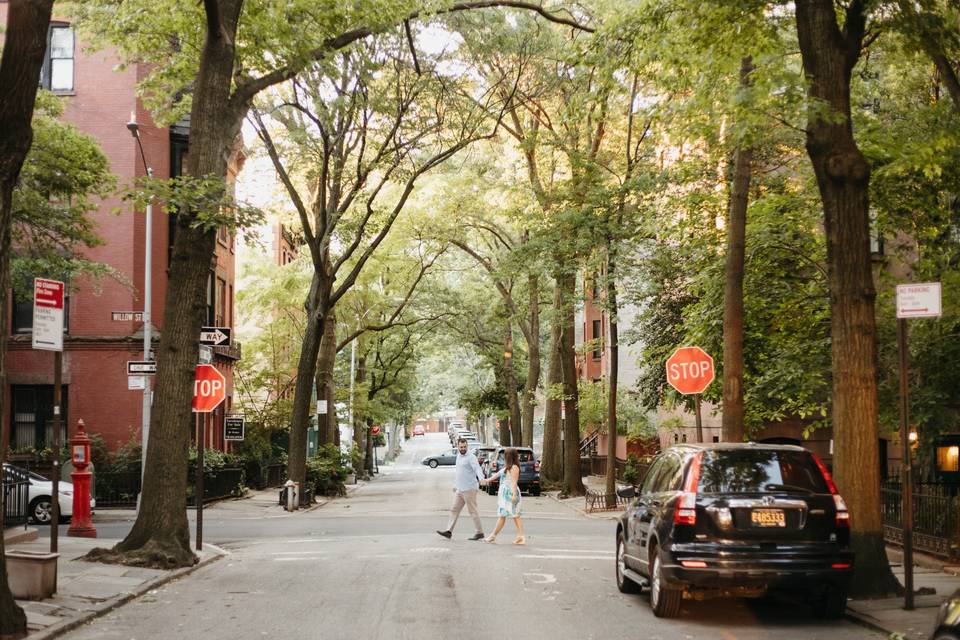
left=200, top=326, right=232, bottom=346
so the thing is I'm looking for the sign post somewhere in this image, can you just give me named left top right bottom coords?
left=192, top=364, right=226, bottom=551
left=665, top=346, right=715, bottom=442
left=33, top=278, right=65, bottom=553
left=896, top=282, right=942, bottom=611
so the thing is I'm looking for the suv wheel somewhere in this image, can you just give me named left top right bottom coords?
left=818, top=585, right=848, bottom=619
left=616, top=531, right=639, bottom=594
left=429, top=460, right=438, bottom=468
left=649, top=549, right=682, bottom=618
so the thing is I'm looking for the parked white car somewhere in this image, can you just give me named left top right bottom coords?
left=3, top=463, right=95, bottom=524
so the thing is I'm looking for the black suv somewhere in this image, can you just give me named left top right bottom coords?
left=615, top=443, right=853, bottom=619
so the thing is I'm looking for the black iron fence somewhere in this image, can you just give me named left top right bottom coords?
left=881, top=481, right=960, bottom=559
left=95, top=468, right=245, bottom=508
left=188, top=467, right=244, bottom=505
left=94, top=471, right=142, bottom=508
left=3, top=466, right=30, bottom=528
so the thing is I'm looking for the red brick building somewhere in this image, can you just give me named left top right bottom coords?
left=1, top=10, right=241, bottom=456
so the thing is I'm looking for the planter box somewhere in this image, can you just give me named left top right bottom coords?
left=5, top=550, right=59, bottom=599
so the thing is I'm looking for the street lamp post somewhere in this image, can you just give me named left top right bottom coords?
left=126, top=114, right=153, bottom=493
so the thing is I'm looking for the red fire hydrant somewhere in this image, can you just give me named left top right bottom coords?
left=67, top=419, right=96, bottom=538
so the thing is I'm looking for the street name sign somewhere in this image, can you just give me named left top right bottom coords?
left=192, top=364, right=226, bottom=413
left=200, top=326, right=232, bottom=346
left=224, top=415, right=245, bottom=441
left=112, top=311, right=143, bottom=322
left=127, top=360, right=156, bottom=375
left=896, top=282, right=942, bottom=319
left=666, top=346, right=715, bottom=395
left=32, top=278, right=65, bottom=351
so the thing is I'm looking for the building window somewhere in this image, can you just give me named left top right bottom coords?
left=228, top=284, right=234, bottom=327
left=11, top=385, right=68, bottom=452
left=591, top=319, right=602, bottom=359
left=216, top=277, right=226, bottom=327
left=205, top=272, right=215, bottom=325
left=41, top=25, right=74, bottom=92
left=937, top=446, right=960, bottom=473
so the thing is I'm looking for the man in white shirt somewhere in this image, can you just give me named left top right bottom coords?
left=437, top=438, right=485, bottom=540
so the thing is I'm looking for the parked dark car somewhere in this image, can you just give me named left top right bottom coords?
left=614, top=443, right=853, bottom=619
left=421, top=449, right=459, bottom=468
left=933, top=588, right=960, bottom=640
left=485, top=447, right=541, bottom=496
left=475, top=446, right=497, bottom=473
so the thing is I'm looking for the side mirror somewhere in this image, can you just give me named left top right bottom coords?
left=617, top=486, right=636, bottom=499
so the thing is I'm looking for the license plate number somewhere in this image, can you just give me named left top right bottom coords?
left=751, top=509, right=785, bottom=527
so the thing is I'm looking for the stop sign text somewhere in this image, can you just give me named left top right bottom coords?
left=193, top=364, right=226, bottom=413
left=665, top=346, right=715, bottom=395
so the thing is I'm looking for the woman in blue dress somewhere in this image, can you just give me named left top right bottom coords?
left=480, top=447, right=525, bottom=545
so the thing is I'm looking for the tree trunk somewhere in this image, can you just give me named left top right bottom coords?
left=540, top=286, right=563, bottom=483
left=795, top=0, right=900, bottom=597
left=365, top=417, right=375, bottom=475
left=721, top=56, right=754, bottom=445
left=520, top=274, right=540, bottom=447
left=286, top=273, right=326, bottom=499
left=352, top=355, right=367, bottom=475
left=503, top=319, right=521, bottom=446
left=605, top=244, right=619, bottom=508
left=316, top=308, right=337, bottom=445
left=0, top=0, right=54, bottom=632
left=84, top=0, right=247, bottom=568
left=558, top=270, right=585, bottom=496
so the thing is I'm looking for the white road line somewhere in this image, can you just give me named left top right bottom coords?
left=515, top=555, right=611, bottom=560
left=534, top=549, right=614, bottom=554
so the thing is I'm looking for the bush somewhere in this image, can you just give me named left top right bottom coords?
left=305, top=444, right=349, bottom=497
left=623, top=454, right=643, bottom=486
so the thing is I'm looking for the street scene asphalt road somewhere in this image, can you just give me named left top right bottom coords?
left=60, top=434, right=882, bottom=640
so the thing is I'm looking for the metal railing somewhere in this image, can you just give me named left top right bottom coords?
left=94, top=471, right=142, bottom=508
left=188, top=467, right=244, bottom=505
left=881, top=481, right=960, bottom=559
left=3, top=466, right=30, bottom=528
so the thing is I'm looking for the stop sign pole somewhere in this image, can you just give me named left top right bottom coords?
left=665, top=346, right=716, bottom=443
left=192, top=364, right=226, bottom=552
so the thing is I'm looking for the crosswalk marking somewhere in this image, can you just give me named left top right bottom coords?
left=515, top=555, right=611, bottom=561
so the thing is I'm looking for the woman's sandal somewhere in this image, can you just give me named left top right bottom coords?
left=512, top=537, right=526, bottom=545
left=484, top=535, right=497, bottom=544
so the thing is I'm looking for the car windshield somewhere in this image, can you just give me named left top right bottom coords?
left=696, top=449, right=829, bottom=494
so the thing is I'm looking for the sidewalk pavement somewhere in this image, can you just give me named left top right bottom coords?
left=552, top=475, right=960, bottom=639
left=7, top=536, right=225, bottom=639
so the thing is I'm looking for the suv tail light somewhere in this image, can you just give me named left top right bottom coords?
left=674, top=451, right=704, bottom=526
left=534, top=459, right=540, bottom=472
left=811, top=453, right=850, bottom=528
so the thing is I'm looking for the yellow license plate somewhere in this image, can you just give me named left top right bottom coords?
left=751, top=509, right=785, bottom=527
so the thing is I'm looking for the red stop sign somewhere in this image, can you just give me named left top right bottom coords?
left=371, top=425, right=381, bottom=436
left=193, top=364, right=226, bottom=413
left=666, top=346, right=715, bottom=395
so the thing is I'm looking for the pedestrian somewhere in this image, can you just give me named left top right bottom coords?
left=436, top=437, right=486, bottom=541
left=481, top=447, right=525, bottom=545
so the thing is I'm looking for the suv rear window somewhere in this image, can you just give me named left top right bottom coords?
left=696, top=449, right=829, bottom=494
left=497, top=450, right=535, bottom=462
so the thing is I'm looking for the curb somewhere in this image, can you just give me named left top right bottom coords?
left=842, top=607, right=897, bottom=637
left=28, top=544, right=228, bottom=640
left=546, top=491, right=623, bottom=521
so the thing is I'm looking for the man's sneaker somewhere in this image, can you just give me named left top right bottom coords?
left=436, top=530, right=452, bottom=539
left=468, top=533, right=485, bottom=541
